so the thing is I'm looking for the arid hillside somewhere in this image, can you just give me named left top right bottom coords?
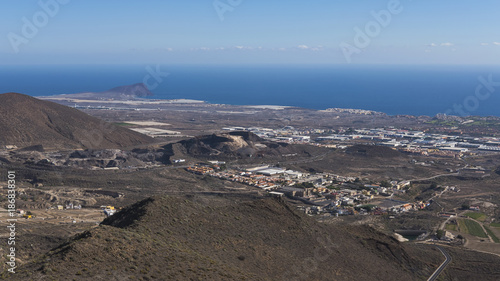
left=162, top=131, right=329, bottom=164
left=7, top=194, right=443, bottom=280
left=0, top=93, right=154, bottom=150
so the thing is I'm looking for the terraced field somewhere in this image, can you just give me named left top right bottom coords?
left=458, top=218, right=488, bottom=238
left=464, top=212, right=487, bottom=222
left=445, top=224, right=457, bottom=231
left=485, top=226, right=500, bottom=243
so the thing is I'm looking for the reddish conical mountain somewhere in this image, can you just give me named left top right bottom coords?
left=40, top=82, right=153, bottom=100
left=0, top=93, right=154, bottom=150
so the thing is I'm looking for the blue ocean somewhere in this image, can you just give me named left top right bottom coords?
left=1, top=64, right=499, bottom=116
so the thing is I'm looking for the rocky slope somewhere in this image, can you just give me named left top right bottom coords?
left=6, top=194, right=442, bottom=280
left=0, top=93, right=154, bottom=150
left=161, top=131, right=327, bottom=163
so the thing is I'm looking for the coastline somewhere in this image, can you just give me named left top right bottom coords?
left=39, top=96, right=206, bottom=105
left=36, top=95, right=500, bottom=119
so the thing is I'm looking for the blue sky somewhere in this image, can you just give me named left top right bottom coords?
left=1, top=0, right=500, bottom=64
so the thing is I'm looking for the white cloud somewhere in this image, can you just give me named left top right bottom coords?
left=189, top=47, right=210, bottom=51
left=493, top=42, right=500, bottom=46
left=297, top=45, right=324, bottom=51
left=426, top=42, right=455, bottom=47
left=233, top=46, right=254, bottom=50
left=185, top=46, right=266, bottom=51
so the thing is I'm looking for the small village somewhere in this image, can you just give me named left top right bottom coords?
left=186, top=163, right=443, bottom=217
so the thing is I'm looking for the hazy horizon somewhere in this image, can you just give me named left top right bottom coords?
left=2, top=0, right=500, bottom=65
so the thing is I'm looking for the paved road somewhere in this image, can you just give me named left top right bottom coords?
left=413, top=172, right=459, bottom=182
left=439, top=210, right=467, bottom=231
left=428, top=246, right=452, bottom=281
left=412, top=163, right=468, bottom=182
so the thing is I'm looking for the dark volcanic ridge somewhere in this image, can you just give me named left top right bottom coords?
left=162, top=131, right=326, bottom=163
left=8, top=194, right=442, bottom=280
left=0, top=93, right=154, bottom=150
left=170, top=131, right=264, bottom=158
left=345, top=144, right=403, bottom=158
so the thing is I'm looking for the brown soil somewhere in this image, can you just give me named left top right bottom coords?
left=0, top=93, right=154, bottom=150
left=5, top=195, right=441, bottom=280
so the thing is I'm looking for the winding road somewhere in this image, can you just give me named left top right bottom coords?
left=427, top=246, right=452, bottom=281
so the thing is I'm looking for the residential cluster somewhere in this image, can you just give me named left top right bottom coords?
left=185, top=163, right=435, bottom=217
left=322, top=108, right=382, bottom=115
